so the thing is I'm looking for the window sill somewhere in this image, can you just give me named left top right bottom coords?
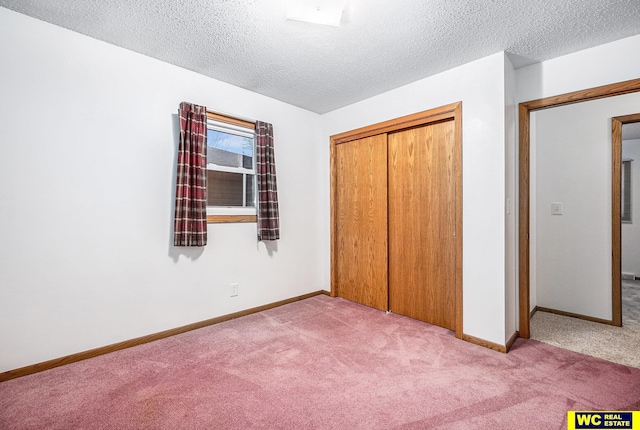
left=207, top=215, right=257, bottom=224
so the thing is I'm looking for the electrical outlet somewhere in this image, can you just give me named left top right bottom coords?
left=230, top=283, right=239, bottom=297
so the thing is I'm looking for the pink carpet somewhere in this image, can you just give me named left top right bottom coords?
left=1, top=295, right=639, bottom=429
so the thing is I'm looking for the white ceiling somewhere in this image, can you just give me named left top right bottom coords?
left=2, top=0, right=640, bottom=113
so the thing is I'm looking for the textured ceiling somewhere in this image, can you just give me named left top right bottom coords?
left=2, top=0, right=640, bottom=113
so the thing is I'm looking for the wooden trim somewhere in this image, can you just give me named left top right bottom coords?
left=206, top=111, right=255, bottom=129
left=612, top=117, right=623, bottom=327
left=462, top=334, right=508, bottom=353
left=536, top=307, right=618, bottom=326
left=330, top=133, right=337, bottom=298
left=520, top=78, right=640, bottom=111
left=530, top=306, right=538, bottom=319
left=463, top=332, right=519, bottom=354
left=453, top=102, right=464, bottom=340
left=383, top=132, right=391, bottom=312
left=207, top=215, right=257, bottom=223
left=0, top=291, right=328, bottom=383
left=330, top=102, right=463, bottom=339
left=518, top=79, right=640, bottom=340
left=518, top=103, right=531, bottom=339
left=505, top=331, right=519, bottom=352
left=614, top=113, right=640, bottom=124
left=612, top=113, right=640, bottom=327
left=331, top=102, right=461, bottom=145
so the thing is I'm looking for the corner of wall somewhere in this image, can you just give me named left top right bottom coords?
left=504, top=53, right=518, bottom=342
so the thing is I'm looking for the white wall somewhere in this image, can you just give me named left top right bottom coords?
left=532, top=93, right=640, bottom=320
left=321, top=53, right=510, bottom=346
left=0, top=8, right=325, bottom=372
left=517, top=34, right=640, bottom=104
left=623, top=139, right=640, bottom=277
left=504, top=55, right=518, bottom=340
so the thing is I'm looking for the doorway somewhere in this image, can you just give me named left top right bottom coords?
left=518, top=78, right=640, bottom=338
left=618, top=118, right=640, bottom=327
left=330, top=103, right=463, bottom=338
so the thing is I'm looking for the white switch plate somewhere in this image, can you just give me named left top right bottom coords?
left=551, top=202, right=563, bottom=215
left=230, top=283, right=239, bottom=297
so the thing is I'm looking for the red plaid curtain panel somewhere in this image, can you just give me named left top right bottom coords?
left=174, top=102, right=208, bottom=247
left=256, top=121, right=280, bottom=241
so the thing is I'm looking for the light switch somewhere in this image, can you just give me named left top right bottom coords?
left=551, top=202, right=563, bottom=215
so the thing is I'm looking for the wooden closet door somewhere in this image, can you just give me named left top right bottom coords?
left=335, top=134, right=388, bottom=311
left=388, top=120, right=456, bottom=330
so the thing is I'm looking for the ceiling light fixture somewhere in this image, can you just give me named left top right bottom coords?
left=286, top=1, right=345, bottom=27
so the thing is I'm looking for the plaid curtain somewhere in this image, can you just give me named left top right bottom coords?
left=174, top=102, right=208, bottom=247
left=256, top=121, right=280, bottom=241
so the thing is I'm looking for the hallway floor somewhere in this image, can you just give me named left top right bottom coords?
left=530, top=280, right=640, bottom=368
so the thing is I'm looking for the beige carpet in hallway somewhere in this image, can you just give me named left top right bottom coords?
left=530, top=280, right=640, bottom=369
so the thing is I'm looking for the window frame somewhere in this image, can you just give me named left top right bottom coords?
left=622, top=159, right=632, bottom=223
left=205, top=111, right=258, bottom=224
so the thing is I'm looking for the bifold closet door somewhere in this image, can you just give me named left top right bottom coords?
left=335, top=134, right=388, bottom=311
left=388, top=120, right=456, bottom=330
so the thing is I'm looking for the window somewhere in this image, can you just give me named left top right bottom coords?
left=622, top=159, right=632, bottom=223
left=206, top=112, right=257, bottom=223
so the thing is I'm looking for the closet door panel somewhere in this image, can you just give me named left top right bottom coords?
left=388, top=121, right=456, bottom=329
left=335, top=134, right=388, bottom=311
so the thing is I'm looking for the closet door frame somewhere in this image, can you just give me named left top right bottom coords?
left=330, top=102, right=463, bottom=339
